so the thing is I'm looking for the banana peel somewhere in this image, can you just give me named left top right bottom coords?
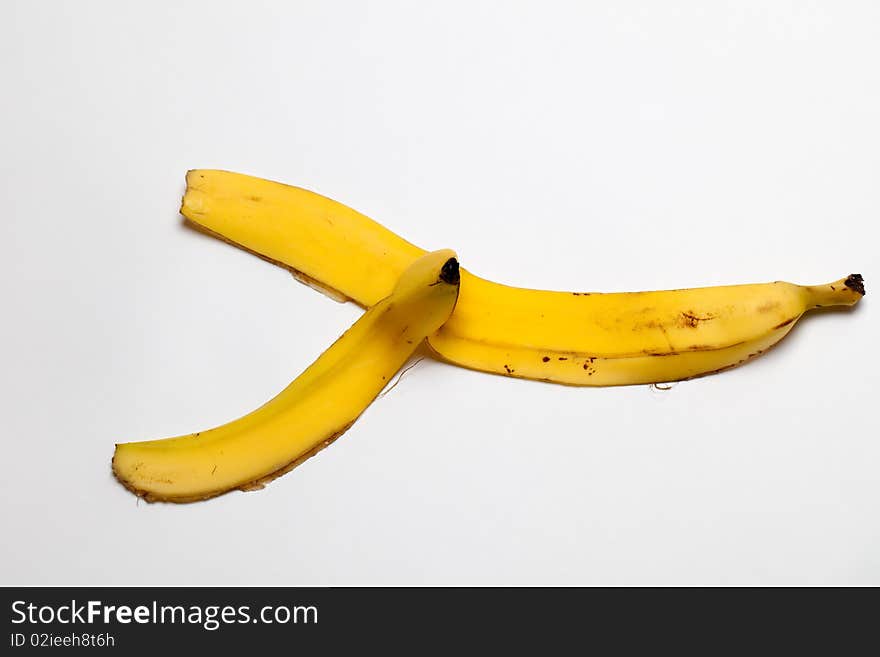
left=111, top=170, right=865, bottom=502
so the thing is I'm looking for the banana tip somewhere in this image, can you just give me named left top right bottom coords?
left=844, top=274, right=865, bottom=296
left=440, top=258, right=460, bottom=285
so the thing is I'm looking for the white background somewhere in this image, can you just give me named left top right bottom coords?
left=1, top=1, right=877, bottom=585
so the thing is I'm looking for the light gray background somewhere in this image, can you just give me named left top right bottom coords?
left=1, top=1, right=877, bottom=585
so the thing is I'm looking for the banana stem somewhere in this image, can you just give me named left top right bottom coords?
left=802, top=274, right=865, bottom=308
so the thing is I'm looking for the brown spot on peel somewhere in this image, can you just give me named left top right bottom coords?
left=680, top=311, right=715, bottom=328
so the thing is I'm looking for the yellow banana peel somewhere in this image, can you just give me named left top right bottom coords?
left=181, top=169, right=865, bottom=386
left=113, top=249, right=461, bottom=502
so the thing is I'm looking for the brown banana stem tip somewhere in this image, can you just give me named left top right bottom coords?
left=844, top=274, right=865, bottom=296
left=440, top=258, right=460, bottom=285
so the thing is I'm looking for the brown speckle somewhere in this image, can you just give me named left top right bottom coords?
left=542, top=356, right=550, bottom=362
left=558, top=357, right=568, bottom=361
left=680, top=311, right=714, bottom=328
left=503, top=364, right=514, bottom=374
